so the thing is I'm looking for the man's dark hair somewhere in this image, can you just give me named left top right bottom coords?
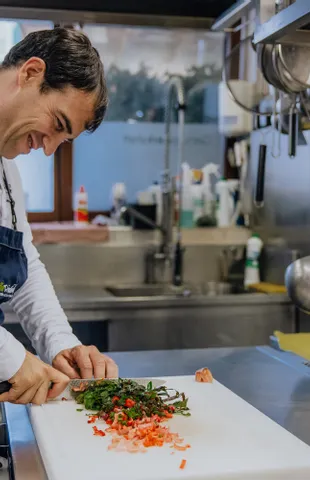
left=1, top=27, right=108, bottom=132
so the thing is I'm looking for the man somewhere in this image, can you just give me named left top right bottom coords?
left=0, top=27, right=118, bottom=406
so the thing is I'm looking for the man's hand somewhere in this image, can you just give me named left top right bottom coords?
left=53, top=345, right=118, bottom=379
left=0, top=351, right=69, bottom=405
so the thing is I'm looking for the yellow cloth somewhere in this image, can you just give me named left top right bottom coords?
left=274, top=331, right=310, bottom=360
left=248, top=283, right=287, bottom=294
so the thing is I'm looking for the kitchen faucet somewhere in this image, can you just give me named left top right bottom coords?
left=120, top=75, right=186, bottom=285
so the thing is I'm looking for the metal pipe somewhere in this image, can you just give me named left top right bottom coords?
left=164, top=75, right=186, bottom=246
left=120, top=206, right=162, bottom=232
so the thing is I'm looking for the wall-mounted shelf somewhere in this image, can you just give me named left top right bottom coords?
left=253, top=0, right=310, bottom=46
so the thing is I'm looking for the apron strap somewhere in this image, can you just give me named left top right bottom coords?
left=0, top=157, right=17, bottom=231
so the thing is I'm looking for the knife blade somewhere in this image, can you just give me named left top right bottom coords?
left=54, top=377, right=166, bottom=401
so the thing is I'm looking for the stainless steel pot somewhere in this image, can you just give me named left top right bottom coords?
left=285, top=256, right=310, bottom=314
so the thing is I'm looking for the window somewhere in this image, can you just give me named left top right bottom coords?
left=1, top=20, right=224, bottom=220
left=15, top=152, right=54, bottom=213
left=74, top=25, right=224, bottom=211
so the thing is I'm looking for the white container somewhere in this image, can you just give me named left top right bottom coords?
left=191, top=184, right=204, bottom=222
left=244, top=234, right=264, bottom=287
left=202, top=163, right=220, bottom=217
left=137, top=191, right=153, bottom=205
left=215, top=178, right=234, bottom=227
left=74, top=185, right=88, bottom=225
left=218, top=80, right=254, bottom=136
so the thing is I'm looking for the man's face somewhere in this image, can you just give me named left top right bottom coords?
left=1, top=57, right=97, bottom=159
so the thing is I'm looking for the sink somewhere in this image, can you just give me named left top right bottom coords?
left=105, top=284, right=192, bottom=297
left=105, top=282, right=249, bottom=298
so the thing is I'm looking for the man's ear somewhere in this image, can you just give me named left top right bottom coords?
left=17, top=57, right=46, bottom=88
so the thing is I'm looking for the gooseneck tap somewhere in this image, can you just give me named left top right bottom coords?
left=120, top=75, right=186, bottom=286
left=163, top=76, right=186, bottom=285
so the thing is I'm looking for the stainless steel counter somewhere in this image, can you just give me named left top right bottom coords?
left=3, top=287, right=295, bottom=351
left=2, top=287, right=291, bottom=323
left=5, top=345, right=310, bottom=479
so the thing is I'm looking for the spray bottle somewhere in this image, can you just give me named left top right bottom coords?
left=215, top=178, right=240, bottom=227
left=202, top=163, right=220, bottom=219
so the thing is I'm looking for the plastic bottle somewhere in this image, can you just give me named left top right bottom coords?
left=180, top=163, right=194, bottom=228
left=191, top=182, right=204, bottom=223
left=111, top=183, right=126, bottom=224
left=227, top=179, right=240, bottom=226
left=215, top=178, right=241, bottom=227
left=244, top=234, right=264, bottom=287
left=215, top=178, right=233, bottom=227
left=74, top=185, right=88, bottom=225
left=202, top=163, right=220, bottom=217
left=149, top=181, right=162, bottom=225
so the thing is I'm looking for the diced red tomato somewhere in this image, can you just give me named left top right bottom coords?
left=164, top=410, right=173, bottom=418
left=84, top=393, right=190, bottom=455
left=179, top=459, right=187, bottom=470
left=124, top=398, right=136, bottom=408
left=87, top=415, right=98, bottom=424
left=93, top=426, right=105, bottom=437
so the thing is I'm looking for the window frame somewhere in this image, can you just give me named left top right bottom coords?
left=27, top=142, right=73, bottom=223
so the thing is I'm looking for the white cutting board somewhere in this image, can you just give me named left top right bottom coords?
left=29, top=376, right=310, bottom=480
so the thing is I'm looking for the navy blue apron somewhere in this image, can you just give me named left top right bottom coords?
left=0, top=157, right=28, bottom=325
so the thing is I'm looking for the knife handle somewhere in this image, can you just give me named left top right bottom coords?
left=0, top=381, right=11, bottom=395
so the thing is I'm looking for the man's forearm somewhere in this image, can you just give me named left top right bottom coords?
left=0, top=326, right=26, bottom=381
left=10, top=249, right=81, bottom=364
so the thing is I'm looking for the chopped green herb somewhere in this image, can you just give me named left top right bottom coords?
left=76, top=408, right=83, bottom=412
left=71, top=378, right=190, bottom=423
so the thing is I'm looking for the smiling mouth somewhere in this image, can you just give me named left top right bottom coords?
left=28, top=134, right=33, bottom=150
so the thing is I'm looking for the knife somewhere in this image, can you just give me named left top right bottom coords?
left=0, top=377, right=166, bottom=400
left=53, top=377, right=167, bottom=401
left=0, top=381, right=11, bottom=395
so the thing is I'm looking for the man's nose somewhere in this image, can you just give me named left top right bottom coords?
left=42, top=136, right=63, bottom=156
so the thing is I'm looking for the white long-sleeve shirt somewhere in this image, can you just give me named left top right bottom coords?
left=0, top=158, right=81, bottom=381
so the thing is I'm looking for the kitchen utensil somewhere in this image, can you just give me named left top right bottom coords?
left=278, top=44, right=310, bottom=91
left=276, top=113, right=307, bottom=146
left=275, top=93, right=307, bottom=154
left=0, top=379, right=110, bottom=398
left=288, top=95, right=298, bottom=158
left=227, top=147, right=236, bottom=168
left=224, top=35, right=290, bottom=117
left=285, top=255, right=310, bottom=314
left=57, top=377, right=167, bottom=401
left=29, top=375, right=310, bottom=480
left=270, top=88, right=281, bottom=158
left=0, top=378, right=166, bottom=401
left=254, top=132, right=267, bottom=208
left=0, top=381, right=11, bottom=395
